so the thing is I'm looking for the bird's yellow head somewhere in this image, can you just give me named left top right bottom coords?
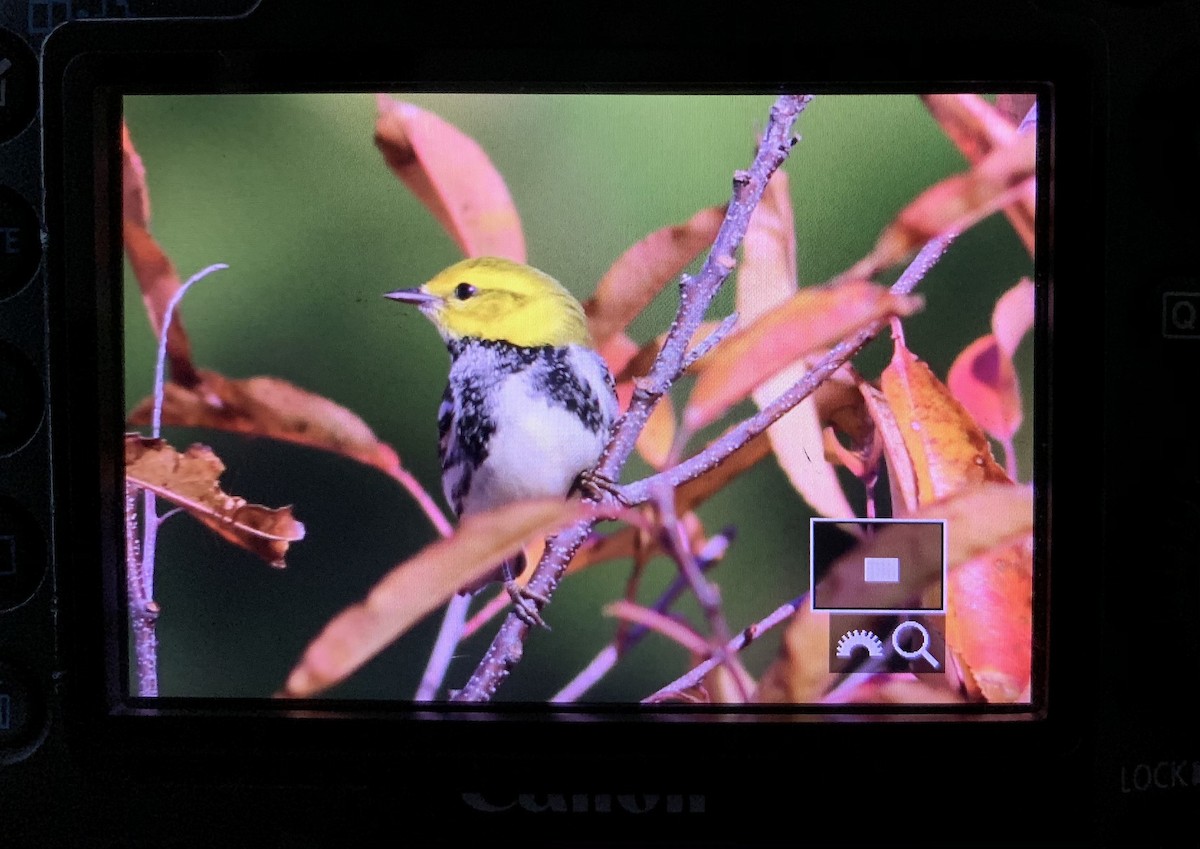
left=386, top=257, right=594, bottom=349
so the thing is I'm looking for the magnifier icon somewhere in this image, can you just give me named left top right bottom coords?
left=892, top=620, right=941, bottom=670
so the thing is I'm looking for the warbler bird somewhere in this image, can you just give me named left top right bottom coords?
left=385, top=256, right=620, bottom=622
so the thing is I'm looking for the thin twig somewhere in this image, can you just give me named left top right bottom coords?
left=129, top=262, right=228, bottom=698
left=552, top=528, right=731, bottom=703
left=603, top=600, right=711, bottom=656
left=415, top=591, right=471, bottom=700
left=650, top=485, right=749, bottom=700
left=451, top=94, right=815, bottom=703
left=644, top=593, right=805, bottom=703
left=390, top=465, right=454, bottom=538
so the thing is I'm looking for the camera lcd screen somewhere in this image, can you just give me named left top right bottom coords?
left=119, top=91, right=1043, bottom=711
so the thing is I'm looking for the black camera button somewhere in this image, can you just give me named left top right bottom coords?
left=0, top=659, right=44, bottom=763
left=0, top=28, right=37, bottom=143
left=0, top=341, right=44, bottom=455
left=0, top=496, right=47, bottom=613
left=1163, top=291, right=1200, bottom=339
left=0, top=185, right=41, bottom=300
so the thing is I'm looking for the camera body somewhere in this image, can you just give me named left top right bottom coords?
left=1, top=1, right=1198, bottom=846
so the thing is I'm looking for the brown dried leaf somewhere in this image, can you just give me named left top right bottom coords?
left=880, top=332, right=1011, bottom=506
left=813, top=368, right=879, bottom=470
left=736, top=170, right=857, bottom=521
left=860, top=382, right=920, bottom=515
left=685, top=281, right=923, bottom=434
left=584, top=206, right=726, bottom=345
left=281, top=498, right=598, bottom=697
left=128, top=370, right=404, bottom=480
left=125, top=435, right=305, bottom=568
left=122, top=123, right=200, bottom=388
left=375, top=96, right=525, bottom=261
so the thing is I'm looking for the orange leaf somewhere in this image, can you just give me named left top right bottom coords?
left=856, top=130, right=1036, bottom=276
left=609, top=364, right=677, bottom=471
left=125, top=435, right=305, bottom=569
left=595, top=332, right=640, bottom=378
left=128, top=370, right=404, bottom=481
left=880, top=332, right=1010, bottom=506
left=736, top=170, right=857, bottom=521
left=921, top=94, right=1035, bottom=254
left=122, top=123, right=200, bottom=388
left=281, top=498, right=599, bottom=697
left=921, top=94, right=1019, bottom=166
left=685, top=281, right=923, bottom=434
left=374, top=96, right=525, bottom=262
left=584, top=205, right=726, bottom=345
left=636, top=395, right=677, bottom=470
left=946, top=535, right=1033, bottom=702
left=676, top=431, right=773, bottom=513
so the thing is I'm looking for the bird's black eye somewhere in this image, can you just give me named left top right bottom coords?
left=454, top=282, right=477, bottom=300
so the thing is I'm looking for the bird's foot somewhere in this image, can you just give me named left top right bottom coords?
left=571, top=468, right=631, bottom=507
left=505, top=580, right=551, bottom=630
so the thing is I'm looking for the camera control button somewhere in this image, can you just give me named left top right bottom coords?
left=0, top=495, right=47, bottom=613
left=0, top=341, right=44, bottom=455
left=1162, top=291, right=1200, bottom=338
left=0, top=659, right=45, bottom=762
left=0, top=185, right=41, bottom=299
left=0, top=28, right=37, bottom=143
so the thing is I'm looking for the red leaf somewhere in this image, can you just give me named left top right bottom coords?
left=947, top=278, right=1034, bottom=442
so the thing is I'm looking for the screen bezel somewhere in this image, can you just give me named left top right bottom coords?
left=43, top=16, right=1101, bottom=782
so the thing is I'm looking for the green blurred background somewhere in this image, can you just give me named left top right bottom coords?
left=122, top=92, right=1035, bottom=702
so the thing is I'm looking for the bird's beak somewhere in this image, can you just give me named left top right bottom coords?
left=384, top=287, right=440, bottom=306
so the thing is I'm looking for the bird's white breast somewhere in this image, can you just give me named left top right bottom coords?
left=458, top=345, right=617, bottom=516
